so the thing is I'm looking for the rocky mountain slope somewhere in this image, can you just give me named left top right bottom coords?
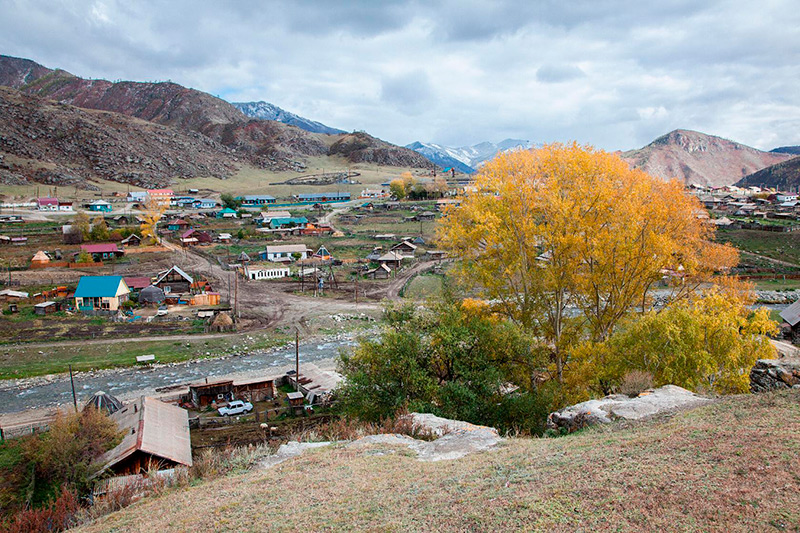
left=736, top=154, right=800, bottom=190
left=233, top=101, right=345, bottom=135
left=0, top=87, right=237, bottom=189
left=0, top=55, right=432, bottom=177
left=407, top=138, right=533, bottom=173
left=620, top=129, right=791, bottom=187
left=330, top=132, right=434, bottom=168
left=771, top=146, right=800, bottom=155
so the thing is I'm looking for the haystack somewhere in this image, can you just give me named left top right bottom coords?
left=209, top=312, right=234, bottom=332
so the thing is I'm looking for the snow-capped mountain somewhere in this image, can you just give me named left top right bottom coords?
left=232, top=101, right=345, bottom=135
left=406, top=139, right=534, bottom=173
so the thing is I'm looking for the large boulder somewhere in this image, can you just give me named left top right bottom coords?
left=349, top=413, right=502, bottom=462
left=750, top=357, right=800, bottom=393
left=547, top=385, right=713, bottom=432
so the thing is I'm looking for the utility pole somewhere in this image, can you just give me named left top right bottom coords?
left=234, top=269, right=239, bottom=319
left=68, top=364, right=78, bottom=412
left=295, top=328, right=300, bottom=392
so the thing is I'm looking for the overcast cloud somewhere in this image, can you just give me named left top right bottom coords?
left=1, top=0, right=799, bottom=150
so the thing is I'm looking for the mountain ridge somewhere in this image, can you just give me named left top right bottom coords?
left=407, top=138, right=533, bottom=173
left=620, top=129, right=792, bottom=187
left=233, top=101, right=345, bottom=135
left=0, top=54, right=433, bottom=179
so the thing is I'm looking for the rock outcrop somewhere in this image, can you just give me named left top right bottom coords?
left=348, top=413, right=502, bottom=462
left=547, top=385, right=713, bottom=432
left=750, top=358, right=800, bottom=393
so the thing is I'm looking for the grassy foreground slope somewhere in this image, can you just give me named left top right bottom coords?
left=81, top=391, right=799, bottom=532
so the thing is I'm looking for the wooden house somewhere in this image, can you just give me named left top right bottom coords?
left=78, top=243, right=124, bottom=261
left=96, top=397, right=192, bottom=476
left=120, top=234, right=142, bottom=247
left=74, top=276, right=130, bottom=312
left=154, top=265, right=193, bottom=294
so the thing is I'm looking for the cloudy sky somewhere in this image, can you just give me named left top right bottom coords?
left=1, top=0, right=799, bottom=151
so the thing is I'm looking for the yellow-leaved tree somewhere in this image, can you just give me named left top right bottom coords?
left=567, top=279, right=778, bottom=397
left=140, top=197, right=167, bottom=245
left=437, top=143, right=737, bottom=382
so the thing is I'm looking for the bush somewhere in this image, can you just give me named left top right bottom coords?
left=21, top=409, right=123, bottom=499
left=1, top=486, right=80, bottom=533
left=337, top=297, right=554, bottom=435
left=618, top=371, right=654, bottom=397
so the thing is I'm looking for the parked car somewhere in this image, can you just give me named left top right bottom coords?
left=156, top=309, right=168, bottom=316
left=218, top=400, right=253, bottom=417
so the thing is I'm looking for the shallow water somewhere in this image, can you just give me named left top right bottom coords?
left=0, top=338, right=357, bottom=414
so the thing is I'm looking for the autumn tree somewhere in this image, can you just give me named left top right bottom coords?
left=140, top=197, right=167, bottom=244
left=437, top=143, right=737, bottom=382
left=72, top=211, right=91, bottom=239
left=89, top=216, right=109, bottom=241
left=567, top=280, right=777, bottom=397
left=389, top=179, right=407, bottom=200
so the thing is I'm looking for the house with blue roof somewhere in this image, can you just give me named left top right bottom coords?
left=239, top=195, right=276, bottom=207
left=74, top=276, right=130, bottom=313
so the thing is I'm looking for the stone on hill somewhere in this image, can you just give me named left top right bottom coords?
left=750, top=358, right=800, bottom=393
left=547, top=385, right=713, bottom=432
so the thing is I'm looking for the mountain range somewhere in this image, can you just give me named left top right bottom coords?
left=233, top=101, right=345, bottom=135
left=0, top=54, right=432, bottom=188
left=0, top=54, right=797, bottom=191
left=405, top=139, right=533, bottom=174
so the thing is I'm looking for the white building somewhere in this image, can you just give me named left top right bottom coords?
left=245, top=266, right=291, bottom=280
left=264, top=244, right=310, bottom=262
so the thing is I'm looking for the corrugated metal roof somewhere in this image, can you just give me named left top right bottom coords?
left=74, top=276, right=128, bottom=298
left=154, top=265, right=194, bottom=286
left=97, top=397, right=192, bottom=475
left=780, top=299, right=800, bottom=326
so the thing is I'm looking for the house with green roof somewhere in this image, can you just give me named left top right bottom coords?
left=74, top=276, right=130, bottom=313
left=216, top=208, right=238, bottom=219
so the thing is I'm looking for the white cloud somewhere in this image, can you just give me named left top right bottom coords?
left=0, top=0, right=798, bottom=150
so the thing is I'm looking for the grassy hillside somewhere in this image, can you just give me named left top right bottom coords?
left=79, top=390, right=800, bottom=532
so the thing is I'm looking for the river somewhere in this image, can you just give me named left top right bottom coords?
left=0, top=337, right=358, bottom=415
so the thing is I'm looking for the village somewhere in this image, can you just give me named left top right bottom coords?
left=2, top=178, right=800, bottom=511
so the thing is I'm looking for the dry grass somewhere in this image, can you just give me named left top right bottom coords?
left=77, top=390, right=800, bottom=532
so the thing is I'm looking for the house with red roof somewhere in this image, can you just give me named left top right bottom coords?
left=76, top=243, right=125, bottom=261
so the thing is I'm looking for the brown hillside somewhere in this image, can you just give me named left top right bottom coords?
left=77, top=390, right=800, bottom=532
left=621, top=129, right=791, bottom=187
left=0, top=87, right=237, bottom=189
left=736, top=155, right=800, bottom=190
left=330, top=132, right=434, bottom=168
left=0, top=55, right=432, bottom=172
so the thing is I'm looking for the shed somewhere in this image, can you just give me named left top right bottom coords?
left=286, top=391, right=305, bottom=407
left=96, top=397, right=192, bottom=476
left=123, top=277, right=151, bottom=292
left=189, top=379, right=234, bottom=407
left=34, top=301, right=58, bottom=315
